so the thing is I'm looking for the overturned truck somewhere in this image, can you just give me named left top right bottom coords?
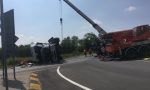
left=30, top=37, right=63, bottom=64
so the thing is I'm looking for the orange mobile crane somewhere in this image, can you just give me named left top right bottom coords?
left=63, top=0, right=150, bottom=59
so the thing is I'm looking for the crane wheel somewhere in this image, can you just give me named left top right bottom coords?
left=138, top=46, right=150, bottom=58
left=124, top=48, right=138, bottom=60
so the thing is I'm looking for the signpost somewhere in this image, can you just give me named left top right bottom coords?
left=3, top=9, right=18, bottom=80
left=1, top=0, right=18, bottom=89
left=0, top=0, right=8, bottom=90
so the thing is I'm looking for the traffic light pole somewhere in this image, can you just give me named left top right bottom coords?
left=0, top=0, right=9, bottom=90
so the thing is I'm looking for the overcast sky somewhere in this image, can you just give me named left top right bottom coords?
left=1, top=0, right=150, bottom=46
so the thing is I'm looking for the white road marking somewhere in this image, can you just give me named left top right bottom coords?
left=57, top=66, right=92, bottom=90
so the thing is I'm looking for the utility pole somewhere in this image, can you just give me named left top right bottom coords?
left=0, top=0, right=5, bottom=80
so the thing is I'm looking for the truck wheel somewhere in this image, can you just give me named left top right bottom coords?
left=139, top=46, right=150, bottom=58
left=125, top=48, right=138, bottom=60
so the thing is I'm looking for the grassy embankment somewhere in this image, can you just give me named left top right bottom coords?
left=0, top=51, right=83, bottom=67
left=0, top=57, right=32, bottom=68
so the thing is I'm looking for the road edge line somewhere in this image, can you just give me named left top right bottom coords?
left=57, top=66, right=92, bottom=90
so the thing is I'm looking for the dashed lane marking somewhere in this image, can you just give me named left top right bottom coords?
left=57, top=66, right=92, bottom=90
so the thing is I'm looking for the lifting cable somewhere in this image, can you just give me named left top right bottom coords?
left=59, top=0, right=63, bottom=40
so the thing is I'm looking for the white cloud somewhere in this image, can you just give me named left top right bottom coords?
left=16, top=34, right=46, bottom=45
left=78, top=25, right=98, bottom=39
left=29, top=36, right=35, bottom=39
left=74, top=19, right=103, bottom=39
left=17, top=34, right=24, bottom=38
left=87, top=19, right=103, bottom=28
left=125, top=6, right=137, bottom=12
left=77, top=19, right=103, bottom=38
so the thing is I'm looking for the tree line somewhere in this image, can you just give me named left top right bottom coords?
left=0, top=32, right=99, bottom=58
left=61, top=32, right=100, bottom=53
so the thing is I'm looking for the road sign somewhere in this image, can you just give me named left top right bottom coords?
left=14, top=35, right=19, bottom=43
left=3, top=9, right=18, bottom=53
left=2, top=9, right=18, bottom=81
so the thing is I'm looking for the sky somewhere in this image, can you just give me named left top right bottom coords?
left=1, top=0, right=150, bottom=46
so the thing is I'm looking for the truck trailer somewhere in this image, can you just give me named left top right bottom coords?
left=30, top=37, right=63, bottom=64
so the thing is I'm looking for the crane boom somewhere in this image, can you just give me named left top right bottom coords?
left=63, top=0, right=107, bottom=35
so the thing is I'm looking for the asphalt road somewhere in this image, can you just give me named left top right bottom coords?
left=37, top=56, right=150, bottom=90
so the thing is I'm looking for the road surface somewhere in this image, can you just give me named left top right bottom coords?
left=37, top=56, right=150, bottom=90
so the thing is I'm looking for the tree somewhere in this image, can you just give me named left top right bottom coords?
left=77, top=39, right=84, bottom=52
left=83, top=32, right=99, bottom=49
left=61, top=36, right=73, bottom=53
left=71, top=36, right=78, bottom=51
left=61, top=36, right=81, bottom=53
left=16, top=45, right=32, bottom=57
left=60, top=33, right=100, bottom=53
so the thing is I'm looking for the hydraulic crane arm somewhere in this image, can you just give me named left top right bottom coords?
left=63, top=0, right=107, bottom=35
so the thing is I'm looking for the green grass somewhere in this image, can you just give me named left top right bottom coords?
left=62, top=51, right=83, bottom=59
left=0, top=52, right=83, bottom=68
left=0, top=57, right=32, bottom=67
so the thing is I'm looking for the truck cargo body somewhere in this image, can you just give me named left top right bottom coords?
left=30, top=38, right=63, bottom=64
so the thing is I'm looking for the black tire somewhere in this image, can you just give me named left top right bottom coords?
left=125, top=48, right=138, bottom=60
left=138, top=46, right=150, bottom=58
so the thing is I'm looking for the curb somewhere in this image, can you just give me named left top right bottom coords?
left=29, top=73, right=41, bottom=90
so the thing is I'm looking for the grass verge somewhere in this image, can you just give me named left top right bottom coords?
left=0, top=52, right=83, bottom=68
left=62, top=51, right=83, bottom=59
left=0, top=57, right=32, bottom=68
